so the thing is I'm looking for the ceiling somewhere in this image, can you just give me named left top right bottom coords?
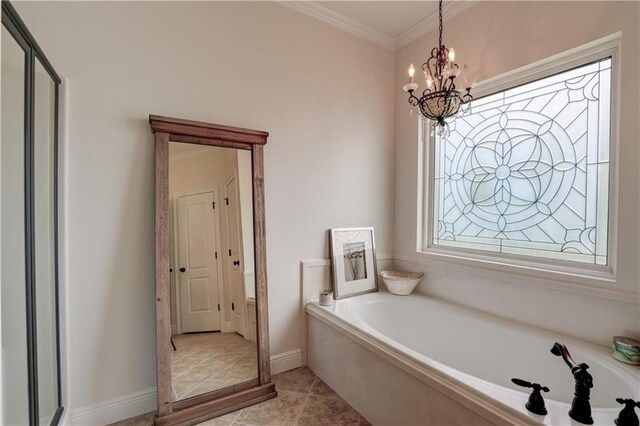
left=317, top=1, right=440, bottom=38
left=280, top=1, right=474, bottom=50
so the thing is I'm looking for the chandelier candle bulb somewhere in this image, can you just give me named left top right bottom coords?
left=408, top=63, right=415, bottom=83
left=448, top=48, right=455, bottom=61
left=462, top=64, right=469, bottom=88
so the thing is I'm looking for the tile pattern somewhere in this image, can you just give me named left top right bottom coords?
left=172, top=332, right=258, bottom=400
left=109, top=368, right=370, bottom=426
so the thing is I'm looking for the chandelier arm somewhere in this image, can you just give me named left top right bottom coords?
left=425, top=55, right=437, bottom=83
left=407, top=93, right=420, bottom=107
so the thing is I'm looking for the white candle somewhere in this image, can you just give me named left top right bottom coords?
left=448, top=48, right=456, bottom=62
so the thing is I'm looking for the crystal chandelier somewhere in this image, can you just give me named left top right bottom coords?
left=402, top=0, right=473, bottom=134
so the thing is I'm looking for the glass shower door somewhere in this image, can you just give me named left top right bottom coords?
left=2, top=2, right=63, bottom=423
left=1, top=23, right=30, bottom=426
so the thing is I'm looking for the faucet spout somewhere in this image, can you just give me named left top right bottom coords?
left=551, top=342, right=575, bottom=368
left=550, top=342, right=594, bottom=425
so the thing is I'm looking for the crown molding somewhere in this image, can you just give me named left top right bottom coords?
left=396, top=1, right=477, bottom=49
left=277, top=1, right=477, bottom=51
left=277, top=1, right=397, bottom=50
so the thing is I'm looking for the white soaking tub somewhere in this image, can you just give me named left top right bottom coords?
left=306, top=292, right=639, bottom=425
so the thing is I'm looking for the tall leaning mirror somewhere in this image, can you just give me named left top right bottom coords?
left=150, top=115, right=276, bottom=426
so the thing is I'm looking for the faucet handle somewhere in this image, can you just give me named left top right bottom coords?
left=615, top=399, right=640, bottom=426
left=512, top=378, right=550, bottom=392
left=512, top=378, right=549, bottom=415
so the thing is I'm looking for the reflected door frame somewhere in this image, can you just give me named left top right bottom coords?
left=222, top=171, right=247, bottom=336
left=150, top=115, right=276, bottom=426
left=2, top=2, right=64, bottom=425
left=172, top=187, right=225, bottom=334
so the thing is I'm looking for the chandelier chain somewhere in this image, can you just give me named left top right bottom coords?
left=438, top=0, right=443, bottom=50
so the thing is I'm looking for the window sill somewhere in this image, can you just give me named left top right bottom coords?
left=394, top=248, right=638, bottom=304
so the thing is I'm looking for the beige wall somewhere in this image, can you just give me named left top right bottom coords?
left=394, top=1, right=639, bottom=345
left=13, top=1, right=395, bottom=420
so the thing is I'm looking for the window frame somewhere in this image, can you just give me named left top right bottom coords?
left=417, top=33, right=621, bottom=284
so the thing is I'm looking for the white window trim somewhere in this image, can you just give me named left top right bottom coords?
left=416, top=33, right=622, bottom=289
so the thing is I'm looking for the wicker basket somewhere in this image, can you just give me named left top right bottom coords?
left=379, top=271, right=424, bottom=296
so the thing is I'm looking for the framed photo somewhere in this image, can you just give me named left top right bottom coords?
left=329, top=227, right=378, bottom=299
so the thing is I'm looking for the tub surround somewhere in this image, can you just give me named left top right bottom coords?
left=306, top=292, right=640, bottom=425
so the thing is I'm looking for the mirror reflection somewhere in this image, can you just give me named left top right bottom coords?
left=168, top=142, right=257, bottom=401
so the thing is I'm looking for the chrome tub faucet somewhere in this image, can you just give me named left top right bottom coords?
left=551, top=342, right=594, bottom=424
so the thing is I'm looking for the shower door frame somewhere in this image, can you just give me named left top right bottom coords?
left=1, top=1, right=64, bottom=425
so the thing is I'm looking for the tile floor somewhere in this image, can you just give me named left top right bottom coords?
left=110, top=367, right=370, bottom=426
left=172, top=332, right=258, bottom=400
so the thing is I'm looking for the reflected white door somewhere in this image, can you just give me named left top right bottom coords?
left=224, top=176, right=245, bottom=336
left=177, top=191, right=221, bottom=332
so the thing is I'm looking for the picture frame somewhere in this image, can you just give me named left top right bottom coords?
left=329, top=227, right=378, bottom=299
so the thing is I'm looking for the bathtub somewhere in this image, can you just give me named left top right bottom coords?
left=306, top=292, right=639, bottom=425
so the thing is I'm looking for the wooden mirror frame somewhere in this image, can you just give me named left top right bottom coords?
left=150, top=115, right=276, bottom=425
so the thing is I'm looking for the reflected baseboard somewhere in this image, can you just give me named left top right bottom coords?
left=67, top=350, right=302, bottom=425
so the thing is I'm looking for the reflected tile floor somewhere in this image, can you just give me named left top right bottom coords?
left=172, top=332, right=258, bottom=400
left=109, top=368, right=370, bottom=426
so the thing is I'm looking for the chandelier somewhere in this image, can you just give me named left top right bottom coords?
left=402, top=0, right=473, bottom=134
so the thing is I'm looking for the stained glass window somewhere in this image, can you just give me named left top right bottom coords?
left=430, top=58, right=611, bottom=265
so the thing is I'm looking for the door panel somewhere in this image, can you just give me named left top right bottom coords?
left=186, top=206, right=208, bottom=269
left=177, top=192, right=221, bottom=333
left=188, top=277, right=212, bottom=312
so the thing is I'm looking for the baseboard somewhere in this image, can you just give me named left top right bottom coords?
left=65, top=350, right=301, bottom=425
left=270, top=349, right=303, bottom=375
left=67, top=387, right=156, bottom=425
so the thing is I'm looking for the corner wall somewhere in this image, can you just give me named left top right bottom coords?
left=394, top=1, right=640, bottom=345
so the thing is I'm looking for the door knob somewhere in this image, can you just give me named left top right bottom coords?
left=179, top=267, right=186, bottom=272
left=233, top=260, right=240, bottom=266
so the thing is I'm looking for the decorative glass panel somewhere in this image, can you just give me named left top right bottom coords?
left=431, top=58, right=611, bottom=265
